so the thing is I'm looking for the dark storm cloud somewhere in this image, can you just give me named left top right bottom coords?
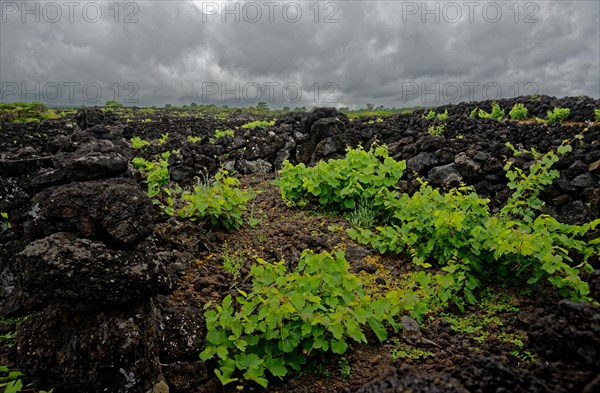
left=1, top=0, right=598, bottom=108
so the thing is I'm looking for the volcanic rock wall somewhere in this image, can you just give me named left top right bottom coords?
left=125, top=95, right=600, bottom=223
left=0, top=109, right=200, bottom=392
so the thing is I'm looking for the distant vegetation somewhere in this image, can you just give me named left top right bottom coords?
left=0, top=102, right=60, bottom=123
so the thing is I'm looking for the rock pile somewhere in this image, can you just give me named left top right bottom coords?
left=0, top=109, right=197, bottom=392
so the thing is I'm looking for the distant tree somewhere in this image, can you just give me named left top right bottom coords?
left=105, top=100, right=124, bottom=108
left=257, top=101, right=269, bottom=110
left=366, top=103, right=374, bottom=111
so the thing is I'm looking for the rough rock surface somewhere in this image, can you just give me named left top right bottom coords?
left=16, top=178, right=153, bottom=246
left=357, top=365, right=468, bottom=393
left=529, top=300, right=600, bottom=370
left=17, top=302, right=161, bottom=393
left=14, top=232, right=172, bottom=305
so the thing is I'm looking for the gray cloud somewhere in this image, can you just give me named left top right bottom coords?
left=1, top=0, right=598, bottom=108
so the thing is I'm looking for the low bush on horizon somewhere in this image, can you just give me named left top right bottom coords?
left=0, top=102, right=60, bottom=123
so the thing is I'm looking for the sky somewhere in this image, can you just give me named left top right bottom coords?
left=1, top=0, right=599, bottom=108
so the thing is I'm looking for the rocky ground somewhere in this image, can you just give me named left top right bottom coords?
left=0, top=95, right=599, bottom=392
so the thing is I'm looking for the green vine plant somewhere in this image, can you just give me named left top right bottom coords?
left=423, top=109, right=448, bottom=121
left=477, top=102, right=505, bottom=120
left=535, top=107, right=570, bottom=124
left=200, top=249, right=426, bottom=389
left=130, top=136, right=150, bottom=149
left=240, top=120, right=275, bottom=129
left=348, top=140, right=599, bottom=307
left=279, top=145, right=406, bottom=219
left=279, top=137, right=599, bottom=309
left=427, top=124, right=445, bottom=136
left=179, top=170, right=252, bottom=230
left=132, top=153, right=251, bottom=228
left=509, top=103, right=528, bottom=120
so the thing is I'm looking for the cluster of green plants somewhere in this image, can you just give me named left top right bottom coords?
left=187, top=135, right=202, bottom=144
left=536, top=107, right=571, bottom=124
left=349, top=142, right=599, bottom=308
left=279, top=145, right=406, bottom=215
left=0, top=102, right=60, bottom=123
left=133, top=152, right=252, bottom=228
left=214, top=129, right=235, bottom=139
left=423, top=109, right=448, bottom=136
left=201, top=249, right=425, bottom=389
left=132, top=151, right=172, bottom=200
left=427, top=124, right=445, bottom=136
left=473, top=102, right=505, bottom=120
left=595, top=109, right=600, bottom=122
left=280, top=140, right=598, bottom=309
left=0, top=365, right=53, bottom=393
left=157, top=133, right=169, bottom=145
left=179, top=170, right=252, bottom=230
left=130, top=136, right=151, bottom=149
left=423, top=109, right=448, bottom=121
left=240, top=120, right=275, bottom=129
left=509, top=103, right=528, bottom=120
left=1, top=210, right=11, bottom=233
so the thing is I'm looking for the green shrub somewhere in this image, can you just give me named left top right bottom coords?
left=427, top=124, right=445, bottom=136
left=279, top=145, right=406, bottom=214
left=241, top=120, right=275, bottom=129
left=187, top=135, right=202, bottom=143
left=214, top=129, right=235, bottom=139
left=132, top=151, right=171, bottom=199
left=130, top=136, right=150, bottom=149
left=179, top=170, right=252, bottom=230
left=200, top=249, right=422, bottom=388
left=423, top=110, right=436, bottom=119
left=546, top=107, right=570, bottom=124
left=423, top=109, right=447, bottom=120
left=594, top=109, right=600, bottom=122
left=478, top=102, right=505, bottom=120
left=469, top=107, right=479, bottom=118
left=509, top=103, right=528, bottom=120
left=157, top=133, right=169, bottom=145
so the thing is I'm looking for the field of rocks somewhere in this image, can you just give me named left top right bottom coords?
left=0, top=95, right=599, bottom=393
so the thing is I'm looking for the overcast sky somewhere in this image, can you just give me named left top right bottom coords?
left=1, top=0, right=598, bottom=108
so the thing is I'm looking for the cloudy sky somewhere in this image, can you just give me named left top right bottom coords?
left=1, top=0, right=598, bottom=108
